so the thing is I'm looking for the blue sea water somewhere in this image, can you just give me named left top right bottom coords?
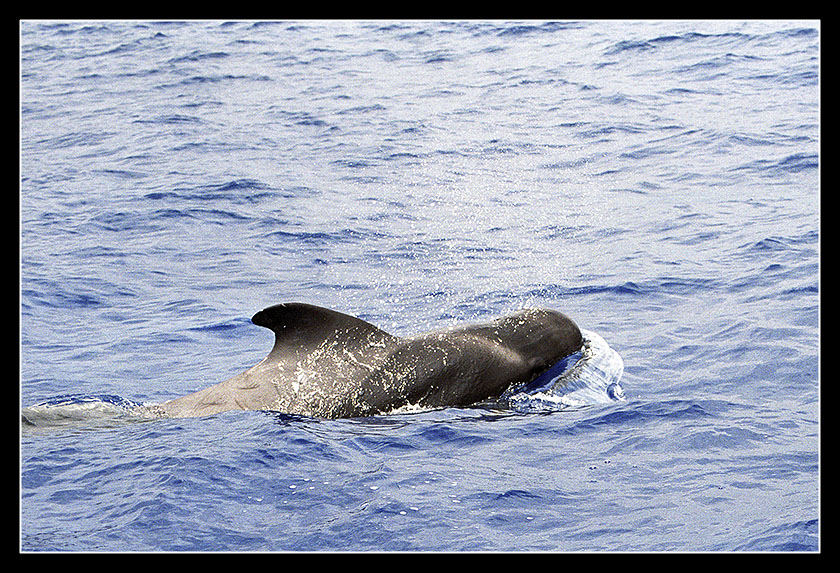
left=19, top=20, right=819, bottom=552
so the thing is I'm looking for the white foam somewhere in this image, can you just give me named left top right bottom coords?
left=505, top=329, right=625, bottom=413
left=21, top=396, right=164, bottom=432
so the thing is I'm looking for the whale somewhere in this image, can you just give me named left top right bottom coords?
left=157, top=302, right=584, bottom=419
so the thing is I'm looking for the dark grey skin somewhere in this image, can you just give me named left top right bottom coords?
left=159, top=303, right=583, bottom=419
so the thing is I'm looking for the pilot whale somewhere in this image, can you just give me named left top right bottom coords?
left=158, top=303, right=583, bottom=419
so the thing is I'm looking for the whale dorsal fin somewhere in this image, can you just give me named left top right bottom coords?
left=251, top=302, right=397, bottom=355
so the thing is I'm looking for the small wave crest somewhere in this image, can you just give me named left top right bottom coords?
left=21, top=394, right=164, bottom=432
left=502, top=329, right=626, bottom=413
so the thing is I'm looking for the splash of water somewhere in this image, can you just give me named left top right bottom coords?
left=502, top=329, right=626, bottom=413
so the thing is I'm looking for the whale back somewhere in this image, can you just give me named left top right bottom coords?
left=161, top=303, right=584, bottom=419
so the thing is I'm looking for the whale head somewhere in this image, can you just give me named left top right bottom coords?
left=493, top=308, right=583, bottom=374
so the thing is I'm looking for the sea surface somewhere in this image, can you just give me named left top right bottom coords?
left=19, top=20, right=819, bottom=552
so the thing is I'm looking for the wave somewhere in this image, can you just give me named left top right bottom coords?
left=37, top=130, right=115, bottom=149
left=132, top=114, right=204, bottom=125
left=603, top=27, right=816, bottom=57
left=733, top=518, right=818, bottom=551
left=732, top=153, right=818, bottom=176
left=167, top=50, right=230, bottom=64
left=144, top=178, right=277, bottom=204
left=21, top=276, right=139, bottom=311
left=493, top=21, right=581, bottom=37
left=523, top=277, right=722, bottom=299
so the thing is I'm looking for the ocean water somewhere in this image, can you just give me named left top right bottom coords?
left=19, top=20, right=819, bottom=552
